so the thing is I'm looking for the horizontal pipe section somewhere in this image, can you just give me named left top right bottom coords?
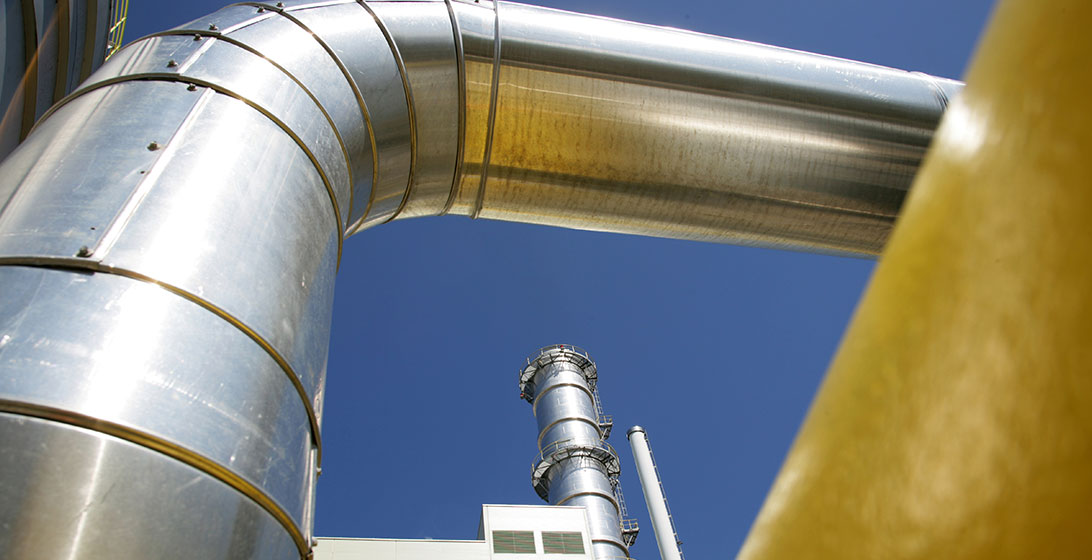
left=386, top=1, right=960, bottom=257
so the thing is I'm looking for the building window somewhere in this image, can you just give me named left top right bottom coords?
left=542, top=531, right=584, bottom=554
left=493, top=530, right=536, bottom=554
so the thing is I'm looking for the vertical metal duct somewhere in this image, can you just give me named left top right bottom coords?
left=0, top=0, right=125, bottom=161
left=0, top=1, right=959, bottom=558
left=628, top=426, right=684, bottom=560
left=521, top=345, right=632, bottom=560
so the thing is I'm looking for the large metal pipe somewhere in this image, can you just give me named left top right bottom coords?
left=0, top=1, right=958, bottom=558
left=627, top=426, right=684, bottom=560
left=521, top=345, right=628, bottom=560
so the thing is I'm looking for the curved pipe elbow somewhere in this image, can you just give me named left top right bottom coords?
left=110, top=0, right=960, bottom=255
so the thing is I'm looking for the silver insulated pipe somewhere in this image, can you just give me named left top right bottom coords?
left=0, top=1, right=958, bottom=558
left=521, top=345, right=632, bottom=559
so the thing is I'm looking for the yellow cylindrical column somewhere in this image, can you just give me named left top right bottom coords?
left=739, top=0, right=1092, bottom=558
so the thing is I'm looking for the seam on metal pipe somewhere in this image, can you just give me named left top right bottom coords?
left=37, top=74, right=346, bottom=267
left=152, top=29, right=356, bottom=222
left=539, top=416, right=607, bottom=447
left=555, top=490, right=622, bottom=516
left=278, top=0, right=358, bottom=10
left=219, top=8, right=278, bottom=34
left=0, top=257, right=324, bottom=466
left=262, top=0, right=369, bottom=232
left=174, top=30, right=219, bottom=73
left=470, top=0, right=501, bottom=220
left=89, top=88, right=215, bottom=257
left=354, top=1, right=419, bottom=225
left=0, top=398, right=309, bottom=558
left=441, top=0, right=467, bottom=215
left=240, top=1, right=378, bottom=235
left=912, top=70, right=952, bottom=110
left=532, top=381, right=595, bottom=415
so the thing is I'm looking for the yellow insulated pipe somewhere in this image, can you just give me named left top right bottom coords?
left=739, top=0, right=1092, bottom=558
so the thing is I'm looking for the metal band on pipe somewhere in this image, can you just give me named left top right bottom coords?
left=532, top=381, right=595, bottom=415
left=354, top=0, right=419, bottom=225
left=0, top=256, right=324, bottom=465
left=240, top=1, right=379, bottom=234
left=40, top=73, right=345, bottom=268
left=555, top=490, right=622, bottom=515
left=148, top=29, right=355, bottom=223
left=536, top=416, right=603, bottom=449
left=0, top=398, right=310, bottom=558
left=442, top=0, right=468, bottom=215
left=470, top=0, right=501, bottom=219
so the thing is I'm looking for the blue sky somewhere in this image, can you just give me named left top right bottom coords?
left=126, top=1, right=996, bottom=557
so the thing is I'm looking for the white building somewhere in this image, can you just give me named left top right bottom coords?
left=314, top=504, right=596, bottom=560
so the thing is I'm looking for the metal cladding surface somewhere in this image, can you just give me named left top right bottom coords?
left=522, top=346, right=629, bottom=560
left=548, top=458, right=627, bottom=560
left=0, top=1, right=959, bottom=558
left=740, top=0, right=1092, bottom=558
left=431, top=1, right=960, bottom=256
left=0, top=2, right=380, bottom=555
left=0, top=412, right=298, bottom=559
left=366, top=0, right=461, bottom=220
left=0, top=267, right=314, bottom=527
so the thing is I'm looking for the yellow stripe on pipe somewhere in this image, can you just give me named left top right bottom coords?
left=739, top=0, right=1092, bottom=558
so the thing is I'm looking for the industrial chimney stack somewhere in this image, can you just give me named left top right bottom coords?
left=519, top=345, right=638, bottom=560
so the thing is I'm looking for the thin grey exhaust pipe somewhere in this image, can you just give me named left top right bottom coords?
left=0, top=1, right=958, bottom=558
